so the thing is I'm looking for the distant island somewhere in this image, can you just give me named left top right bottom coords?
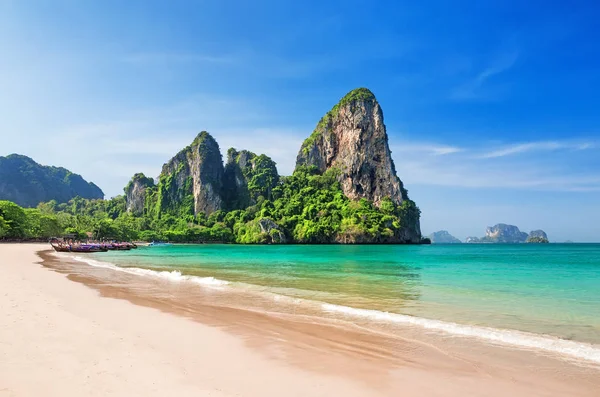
left=0, top=88, right=426, bottom=245
left=0, top=154, right=103, bottom=207
left=428, top=230, right=461, bottom=244
left=466, top=224, right=549, bottom=243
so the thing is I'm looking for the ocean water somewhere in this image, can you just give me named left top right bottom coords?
left=86, top=243, right=600, bottom=363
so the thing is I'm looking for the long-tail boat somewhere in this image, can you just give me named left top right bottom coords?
left=102, top=242, right=133, bottom=251
left=50, top=241, right=108, bottom=253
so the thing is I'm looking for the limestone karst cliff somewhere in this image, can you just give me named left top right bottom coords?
left=120, top=88, right=424, bottom=244
left=465, top=224, right=549, bottom=243
left=296, top=88, right=407, bottom=206
left=155, top=131, right=224, bottom=216
left=526, top=230, right=549, bottom=243
left=528, top=229, right=548, bottom=240
left=484, top=224, right=528, bottom=243
left=222, top=149, right=279, bottom=210
left=124, top=173, right=155, bottom=216
left=0, top=154, right=103, bottom=207
left=428, top=230, right=462, bottom=244
left=295, top=88, right=421, bottom=242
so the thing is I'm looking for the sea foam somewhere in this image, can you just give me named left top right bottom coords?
left=71, top=255, right=228, bottom=287
left=322, top=303, right=600, bottom=365
left=68, top=254, right=600, bottom=365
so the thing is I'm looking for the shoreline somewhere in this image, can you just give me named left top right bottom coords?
left=67, top=247, right=600, bottom=362
left=2, top=244, right=599, bottom=396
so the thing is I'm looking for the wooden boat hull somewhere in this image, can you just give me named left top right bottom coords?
left=50, top=239, right=135, bottom=253
left=51, top=245, right=108, bottom=253
left=74, top=248, right=108, bottom=253
left=105, top=246, right=131, bottom=251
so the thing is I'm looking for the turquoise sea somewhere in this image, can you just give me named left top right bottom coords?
left=79, top=243, right=600, bottom=363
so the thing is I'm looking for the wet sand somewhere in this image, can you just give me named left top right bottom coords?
left=1, top=244, right=599, bottom=396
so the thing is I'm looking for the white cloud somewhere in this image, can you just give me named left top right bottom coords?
left=394, top=138, right=600, bottom=192
left=397, top=160, right=600, bottom=191
left=479, top=141, right=597, bottom=158
left=450, top=50, right=519, bottom=100
left=391, top=143, right=463, bottom=156
left=476, top=51, right=519, bottom=84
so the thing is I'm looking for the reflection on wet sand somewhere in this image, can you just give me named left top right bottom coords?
left=39, top=250, right=600, bottom=396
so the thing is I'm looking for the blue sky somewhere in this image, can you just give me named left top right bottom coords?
left=1, top=0, right=600, bottom=241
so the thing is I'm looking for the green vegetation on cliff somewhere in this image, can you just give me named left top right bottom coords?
left=124, top=173, right=155, bottom=193
left=301, top=88, right=376, bottom=155
left=222, top=148, right=279, bottom=210
left=428, top=230, right=462, bottom=244
left=526, top=236, right=549, bottom=243
left=144, top=131, right=224, bottom=218
left=0, top=154, right=104, bottom=207
left=3, top=88, right=423, bottom=244
left=4, top=165, right=421, bottom=244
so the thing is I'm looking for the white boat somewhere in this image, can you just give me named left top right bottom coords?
left=148, top=241, right=173, bottom=247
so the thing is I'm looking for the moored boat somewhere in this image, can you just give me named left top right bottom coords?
left=104, top=243, right=131, bottom=251
left=78, top=244, right=109, bottom=253
left=49, top=238, right=138, bottom=253
left=50, top=241, right=108, bottom=253
left=148, top=241, right=173, bottom=247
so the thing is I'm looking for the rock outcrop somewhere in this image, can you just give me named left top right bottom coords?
left=484, top=224, right=528, bottom=243
left=295, top=88, right=421, bottom=243
left=528, top=229, right=548, bottom=240
left=466, top=224, right=545, bottom=243
left=0, top=154, right=103, bottom=207
left=295, top=88, right=407, bottom=206
left=257, top=218, right=287, bottom=243
left=156, top=132, right=224, bottom=216
left=114, top=88, right=424, bottom=244
left=124, top=173, right=155, bottom=216
left=222, top=149, right=279, bottom=210
left=527, top=230, right=549, bottom=243
left=428, top=230, right=462, bottom=244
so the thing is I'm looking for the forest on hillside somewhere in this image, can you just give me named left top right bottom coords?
left=0, top=166, right=422, bottom=244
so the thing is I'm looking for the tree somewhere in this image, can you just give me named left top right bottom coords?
left=37, top=200, right=58, bottom=214
left=24, top=209, right=63, bottom=238
left=10, top=151, right=422, bottom=244
left=106, top=196, right=127, bottom=219
left=0, top=200, right=27, bottom=238
left=0, top=215, right=8, bottom=238
left=93, top=218, right=117, bottom=240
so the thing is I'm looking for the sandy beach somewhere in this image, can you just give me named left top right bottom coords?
left=1, top=244, right=599, bottom=396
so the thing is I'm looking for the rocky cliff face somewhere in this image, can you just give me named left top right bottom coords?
left=222, top=148, right=279, bottom=210
left=296, top=88, right=407, bottom=206
left=257, top=218, right=286, bottom=243
left=484, top=224, right=528, bottom=243
left=527, top=229, right=549, bottom=243
left=156, top=132, right=224, bottom=216
left=0, top=154, right=103, bottom=207
left=466, top=225, right=548, bottom=243
left=428, top=230, right=462, bottom=244
left=528, top=230, right=548, bottom=240
left=124, top=173, right=155, bottom=216
left=222, top=149, right=252, bottom=210
left=295, top=88, right=421, bottom=242
left=113, top=89, right=424, bottom=244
